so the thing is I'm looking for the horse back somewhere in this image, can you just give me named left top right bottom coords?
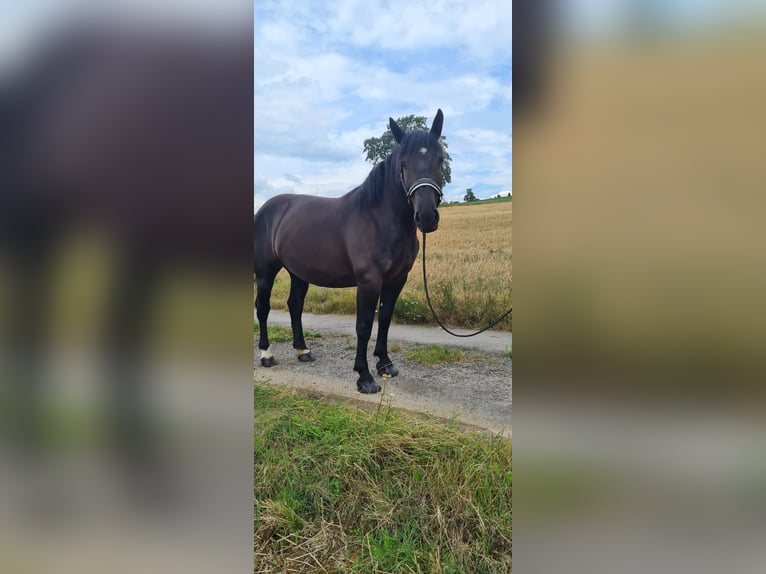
left=254, top=194, right=356, bottom=286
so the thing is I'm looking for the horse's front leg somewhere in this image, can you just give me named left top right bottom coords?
left=354, top=277, right=382, bottom=394
left=374, top=277, right=407, bottom=378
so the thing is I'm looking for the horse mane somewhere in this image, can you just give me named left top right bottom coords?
left=354, top=130, right=441, bottom=209
left=354, top=155, right=395, bottom=209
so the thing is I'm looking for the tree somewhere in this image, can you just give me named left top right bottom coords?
left=464, top=188, right=477, bottom=203
left=363, top=114, right=452, bottom=184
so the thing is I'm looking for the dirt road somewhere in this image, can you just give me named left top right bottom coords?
left=254, top=311, right=512, bottom=434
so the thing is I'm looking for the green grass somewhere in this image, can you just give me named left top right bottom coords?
left=404, top=344, right=475, bottom=366
left=254, top=322, right=322, bottom=343
left=254, top=384, right=512, bottom=573
left=442, top=195, right=512, bottom=207
left=474, top=195, right=512, bottom=205
left=258, top=282, right=358, bottom=318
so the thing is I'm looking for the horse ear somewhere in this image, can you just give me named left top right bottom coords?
left=430, top=109, right=444, bottom=140
left=389, top=117, right=405, bottom=144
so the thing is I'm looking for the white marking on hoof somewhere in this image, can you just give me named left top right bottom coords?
left=419, top=147, right=428, bottom=155
left=260, top=348, right=273, bottom=360
left=297, top=349, right=312, bottom=356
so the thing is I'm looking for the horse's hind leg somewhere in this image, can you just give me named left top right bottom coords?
left=287, top=272, right=315, bottom=362
left=255, top=267, right=280, bottom=367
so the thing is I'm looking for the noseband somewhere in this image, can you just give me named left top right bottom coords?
left=400, top=166, right=443, bottom=205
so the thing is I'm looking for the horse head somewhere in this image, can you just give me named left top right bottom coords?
left=390, top=109, right=445, bottom=233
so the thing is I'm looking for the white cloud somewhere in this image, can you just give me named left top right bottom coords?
left=323, top=0, right=511, bottom=60
left=254, top=0, right=513, bottom=211
left=453, top=129, right=512, bottom=156
left=255, top=0, right=511, bottom=57
left=255, top=155, right=374, bottom=207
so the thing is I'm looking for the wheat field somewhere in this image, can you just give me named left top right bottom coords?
left=257, top=198, right=512, bottom=331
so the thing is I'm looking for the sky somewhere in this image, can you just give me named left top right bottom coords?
left=253, top=0, right=513, bottom=210
left=1, top=0, right=758, bottom=213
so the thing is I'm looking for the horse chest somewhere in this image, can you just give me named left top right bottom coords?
left=378, top=238, right=418, bottom=279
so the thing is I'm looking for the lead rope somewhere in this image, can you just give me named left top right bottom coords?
left=421, top=231, right=512, bottom=337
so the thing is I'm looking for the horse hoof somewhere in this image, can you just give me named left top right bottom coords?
left=376, top=364, right=399, bottom=378
left=260, top=356, right=278, bottom=368
left=357, top=380, right=381, bottom=394
left=297, top=351, right=316, bottom=363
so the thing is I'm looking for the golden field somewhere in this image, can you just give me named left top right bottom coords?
left=260, top=198, right=512, bottom=331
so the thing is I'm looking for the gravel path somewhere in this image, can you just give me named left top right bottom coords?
left=254, top=311, right=512, bottom=434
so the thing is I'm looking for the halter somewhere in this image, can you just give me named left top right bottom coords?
left=400, top=165, right=443, bottom=205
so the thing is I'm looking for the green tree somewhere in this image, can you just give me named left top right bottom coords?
left=464, top=188, right=477, bottom=202
left=363, top=114, right=452, bottom=184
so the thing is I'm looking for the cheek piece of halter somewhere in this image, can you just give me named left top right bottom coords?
left=400, top=165, right=443, bottom=207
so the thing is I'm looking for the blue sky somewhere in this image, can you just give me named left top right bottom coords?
left=2, top=0, right=757, bottom=213
left=254, top=0, right=513, bottom=209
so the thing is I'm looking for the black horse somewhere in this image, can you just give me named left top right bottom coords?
left=254, top=110, right=446, bottom=393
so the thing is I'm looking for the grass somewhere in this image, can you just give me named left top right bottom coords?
left=254, top=384, right=512, bottom=573
left=443, top=195, right=512, bottom=207
left=254, top=322, right=322, bottom=343
left=404, top=345, right=476, bottom=366
left=256, top=200, right=511, bottom=332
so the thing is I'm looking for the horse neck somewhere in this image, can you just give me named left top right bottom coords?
left=381, top=179, right=416, bottom=233
left=355, top=158, right=414, bottom=232
left=382, top=154, right=416, bottom=225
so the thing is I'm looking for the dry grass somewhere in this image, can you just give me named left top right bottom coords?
left=254, top=383, right=512, bottom=573
left=403, top=200, right=512, bottom=330
left=257, top=199, right=512, bottom=331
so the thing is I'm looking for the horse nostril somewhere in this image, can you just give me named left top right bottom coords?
left=414, top=212, right=421, bottom=226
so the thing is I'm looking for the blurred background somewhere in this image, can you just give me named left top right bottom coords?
left=4, top=0, right=766, bottom=572
left=0, top=1, right=253, bottom=573
left=514, top=1, right=766, bottom=572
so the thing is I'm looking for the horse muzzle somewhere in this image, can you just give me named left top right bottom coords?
left=415, top=209, right=439, bottom=233
left=405, top=177, right=442, bottom=233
